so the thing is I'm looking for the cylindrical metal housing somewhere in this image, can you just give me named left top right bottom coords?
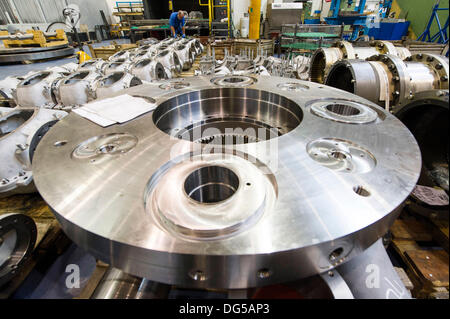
left=395, top=90, right=449, bottom=192
left=310, top=41, right=412, bottom=84
left=325, top=53, right=449, bottom=109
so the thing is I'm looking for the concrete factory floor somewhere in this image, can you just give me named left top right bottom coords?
left=0, top=38, right=130, bottom=80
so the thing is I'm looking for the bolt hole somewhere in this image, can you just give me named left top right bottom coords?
left=257, top=268, right=272, bottom=279
left=54, top=140, right=67, bottom=147
left=330, top=150, right=347, bottom=160
left=98, top=144, right=116, bottom=154
left=329, top=247, right=344, bottom=261
left=223, top=77, right=245, bottom=83
left=353, top=186, right=371, bottom=197
left=189, top=270, right=207, bottom=281
left=246, top=182, right=251, bottom=186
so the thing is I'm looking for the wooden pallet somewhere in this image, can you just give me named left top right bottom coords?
left=389, top=209, right=449, bottom=299
left=87, top=41, right=137, bottom=59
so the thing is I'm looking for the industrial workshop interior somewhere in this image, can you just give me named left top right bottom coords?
left=0, top=0, right=449, bottom=308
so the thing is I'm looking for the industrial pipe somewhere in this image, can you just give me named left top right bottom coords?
left=325, top=53, right=449, bottom=110
left=310, top=41, right=411, bottom=83
left=395, top=90, right=449, bottom=192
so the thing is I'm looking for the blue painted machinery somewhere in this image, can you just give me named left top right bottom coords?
left=325, top=0, right=394, bottom=40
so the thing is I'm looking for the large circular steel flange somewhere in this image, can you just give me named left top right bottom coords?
left=0, top=213, right=37, bottom=287
left=0, top=47, right=74, bottom=63
left=0, top=44, right=69, bottom=55
left=32, top=76, right=421, bottom=289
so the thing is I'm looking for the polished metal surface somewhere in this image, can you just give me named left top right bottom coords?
left=0, top=213, right=37, bottom=287
left=33, top=75, right=421, bottom=289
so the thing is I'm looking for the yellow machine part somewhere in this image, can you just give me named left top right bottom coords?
left=77, top=51, right=92, bottom=64
left=0, top=29, right=68, bottom=48
left=249, top=0, right=261, bottom=39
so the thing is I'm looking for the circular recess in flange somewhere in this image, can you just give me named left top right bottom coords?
left=211, top=75, right=257, bottom=87
left=152, top=88, right=302, bottom=145
left=307, top=138, right=376, bottom=174
left=159, top=81, right=190, bottom=90
left=308, top=99, right=379, bottom=124
left=145, top=152, right=277, bottom=241
left=71, top=133, right=138, bottom=163
left=277, top=82, right=309, bottom=91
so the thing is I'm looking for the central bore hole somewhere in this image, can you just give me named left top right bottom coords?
left=330, top=150, right=347, bottom=160
left=184, top=166, right=239, bottom=204
left=223, top=77, right=245, bottom=83
left=326, top=104, right=360, bottom=116
left=98, top=144, right=116, bottom=153
left=153, top=88, right=303, bottom=145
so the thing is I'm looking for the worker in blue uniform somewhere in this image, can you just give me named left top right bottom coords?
left=169, top=10, right=186, bottom=38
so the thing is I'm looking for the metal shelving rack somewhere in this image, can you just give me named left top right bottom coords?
left=280, top=24, right=345, bottom=56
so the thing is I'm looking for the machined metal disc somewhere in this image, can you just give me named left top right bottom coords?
left=32, top=76, right=421, bottom=289
left=0, top=47, right=75, bottom=63
left=0, top=44, right=69, bottom=55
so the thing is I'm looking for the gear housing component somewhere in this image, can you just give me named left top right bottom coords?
left=0, top=106, right=67, bottom=197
